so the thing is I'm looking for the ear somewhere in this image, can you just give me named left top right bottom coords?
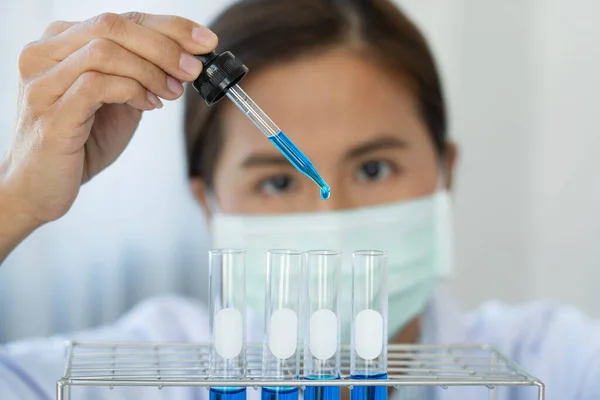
left=444, top=142, right=458, bottom=191
left=190, top=178, right=213, bottom=220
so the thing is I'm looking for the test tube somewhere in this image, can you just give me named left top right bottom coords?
left=262, top=249, right=303, bottom=400
left=209, top=248, right=247, bottom=400
left=350, top=250, right=388, bottom=400
left=303, top=250, right=341, bottom=400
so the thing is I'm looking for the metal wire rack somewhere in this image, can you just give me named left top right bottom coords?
left=57, top=341, right=545, bottom=400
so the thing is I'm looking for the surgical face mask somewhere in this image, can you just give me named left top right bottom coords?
left=209, top=191, right=452, bottom=343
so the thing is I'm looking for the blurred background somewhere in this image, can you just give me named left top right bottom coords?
left=0, top=0, right=599, bottom=343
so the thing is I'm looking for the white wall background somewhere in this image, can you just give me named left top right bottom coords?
left=0, top=0, right=599, bottom=342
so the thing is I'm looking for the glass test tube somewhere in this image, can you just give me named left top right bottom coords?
left=262, top=249, right=303, bottom=400
left=303, top=250, right=341, bottom=400
left=350, top=250, right=388, bottom=400
left=209, top=249, right=247, bottom=400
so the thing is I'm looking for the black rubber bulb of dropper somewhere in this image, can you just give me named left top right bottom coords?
left=192, top=51, right=248, bottom=106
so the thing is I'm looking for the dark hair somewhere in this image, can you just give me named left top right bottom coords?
left=185, top=0, right=446, bottom=188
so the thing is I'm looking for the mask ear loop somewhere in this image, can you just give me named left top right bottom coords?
left=435, top=156, right=450, bottom=193
left=433, top=154, right=454, bottom=277
left=204, top=191, right=221, bottom=215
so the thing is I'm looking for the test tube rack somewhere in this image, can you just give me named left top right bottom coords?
left=56, top=341, right=545, bottom=400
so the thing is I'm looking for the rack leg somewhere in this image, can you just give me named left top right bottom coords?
left=489, top=352, right=497, bottom=400
left=537, top=382, right=545, bottom=400
left=57, top=380, right=70, bottom=400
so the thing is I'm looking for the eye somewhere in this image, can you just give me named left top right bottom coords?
left=355, top=160, right=396, bottom=183
left=259, top=174, right=296, bottom=195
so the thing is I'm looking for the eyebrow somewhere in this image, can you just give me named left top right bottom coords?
left=345, top=136, right=408, bottom=159
left=241, top=153, right=291, bottom=168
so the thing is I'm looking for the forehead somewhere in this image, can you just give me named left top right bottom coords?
left=220, top=48, right=427, bottom=159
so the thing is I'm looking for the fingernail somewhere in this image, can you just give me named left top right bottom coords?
left=167, top=75, right=184, bottom=96
left=147, top=91, right=163, bottom=109
left=179, top=53, right=203, bottom=77
left=192, top=26, right=218, bottom=47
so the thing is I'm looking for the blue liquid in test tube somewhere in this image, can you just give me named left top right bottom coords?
left=261, top=387, right=298, bottom=400
left=210, top=388, right=247, bottom=400
left=209, top=249, right=247, bottom=400
left=349, top=373, right=388, bottom=400
left=303, top=250, right=341, bottom=400
left=350, top=251, right=388, bottom=400
left=262, top=249, right=303, bottom=400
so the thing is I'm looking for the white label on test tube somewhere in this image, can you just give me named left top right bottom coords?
left=355, top=309, right=383, bottom=361
left=214, top=308, right=243, bottom=359
left=310, top=309, right=338, bottom=360
left=268, top=308, right=298, bottom=359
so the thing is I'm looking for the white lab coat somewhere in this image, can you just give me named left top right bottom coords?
left=1, top=287, right=599, bottom=400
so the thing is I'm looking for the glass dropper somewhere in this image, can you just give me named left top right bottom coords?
left=193, top=51, right=330, bottom=200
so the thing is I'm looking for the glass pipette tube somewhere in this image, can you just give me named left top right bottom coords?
left=262, top=249, right=303, bottom=400
left=225, top=84, right=331, bottom=200
left=303, top=250, right=341, bottom=400
left=209, top=248, right=247, bottom=400
left=350, top=250, right=388, bottom=400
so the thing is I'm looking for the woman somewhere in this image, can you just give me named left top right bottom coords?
left=0, top=0, right=598, bottom=399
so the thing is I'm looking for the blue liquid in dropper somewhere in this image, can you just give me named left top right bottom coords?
left=261, top=387, right=299, bottom=400
left=210, top=387, right=247, bottom=400
left=269, top=131, right=331, bottom=200
left=350, top=373, right=387, bottom=400
left=303, top=375, right=340, bottom=400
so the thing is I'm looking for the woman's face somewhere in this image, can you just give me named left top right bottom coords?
left=195, top=48, right=452, bottom=215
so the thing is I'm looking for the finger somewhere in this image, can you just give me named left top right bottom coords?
left=39, top=38, right=183, bottom=103
left=120, top=12, right=218, bottom=56
left=45, top=13, right=215, bottom=82
left=19, top=21, right=77, bottom=81
left=55, top=71, right=160, bottom=129
left=41, top=20, right=76, bottom=39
